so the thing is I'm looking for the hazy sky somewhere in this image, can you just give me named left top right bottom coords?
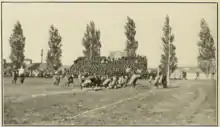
left=2, top=3, right=217, bottom=68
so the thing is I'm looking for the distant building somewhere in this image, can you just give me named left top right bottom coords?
left=26, top=63, right=47, bottom=71
left=24, top=58, right=32, bottom=65
left=26, top=63, right=48, bottom=76
left=109, top=51, right=127, bottom=60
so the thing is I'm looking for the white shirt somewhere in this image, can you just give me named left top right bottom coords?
left=126, top=67, right=131, bottom=73
left=19, top=68, right=24, bottom=75
left=137, top=69, right=142, bottom=73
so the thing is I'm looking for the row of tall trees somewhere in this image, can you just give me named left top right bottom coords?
left=82, top=17, right=139, bottom=59
left=81, top=16, right=177, bottom=75
left=8, top=15, right=216, bottom=77
left=9, top=22, right=63, bottom=70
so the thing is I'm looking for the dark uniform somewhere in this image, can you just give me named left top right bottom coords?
left=161, top=74, right=167, bottom=88
left=12, top=69, right=18, bottom=85
left=195, top=72, right=199, bottom=80
left=182, top=71, right=187, bottom=80
left=211, top=72, right=215, bottom=80
left=65, top=75, right=74, bottom=87
left=19, top=68, right=25, bottom=84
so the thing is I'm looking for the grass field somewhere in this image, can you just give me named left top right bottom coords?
left=3, top=77, right=217, bottom=125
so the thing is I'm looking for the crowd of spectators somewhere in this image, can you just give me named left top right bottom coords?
left=70, top=56, right=148, bottom=77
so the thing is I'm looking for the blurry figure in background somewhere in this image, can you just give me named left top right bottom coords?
left=11, top=67, right=18, bottom=85
left=148, top=70, right=153, bottom=84
left=53, top=72, right=60, bottom=86
left=18, top=66, right=25, bottom=84
left=182, top=71, right=187, bottom=80
left=150, top=77, right=153, bottom=84
left=153, top=65, right=162, bottom=88
left=195, top=72, right=200, bottom=80
left=211, top=72, right=215, bottom=80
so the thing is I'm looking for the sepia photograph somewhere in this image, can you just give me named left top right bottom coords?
left=1, top=1, right=218, bottom=126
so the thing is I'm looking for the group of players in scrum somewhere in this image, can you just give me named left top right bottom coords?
left=53, top=72, right=142, bottom=89
left=53, top=66, right=167, bottom=90
left=78, top=73, right=141, bottom=90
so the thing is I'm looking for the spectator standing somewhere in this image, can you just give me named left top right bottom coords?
left=12, top=67, right=18, bottom=85
left=18, top=66, right=25, bottom=84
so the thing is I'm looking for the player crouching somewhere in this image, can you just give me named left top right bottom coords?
left=64, top=74, right=74, bottom=87
left=117, top=76, right=125, bottom=88
left=102, top=76, right=112, bottom=88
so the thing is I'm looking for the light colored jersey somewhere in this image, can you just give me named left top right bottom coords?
left=129, top=74, right=141, bottom=84
left=81, top=79, right=92, bottom=87
left=137, top=69, right=142, bottom=74
left=118, top=76, right=123, bottom=85
left=126, top=67, right=131, bottom=73
left=109, top=77, right=117, bottom=87
left=102, top=78, right=111, bottom=86
left=18, top=68, right=24, bottom=75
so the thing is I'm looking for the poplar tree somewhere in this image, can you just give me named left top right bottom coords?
left=160, top=15, right=178, bottom=75
left=124, top=16, right=138, bottom=57
left=46, top=25, right=62, bottom=70
left=197, top=18, right=216, bottom=76
left=82, top=21, right=101, bottom=59
left=9, top=21, right=26, bottom=68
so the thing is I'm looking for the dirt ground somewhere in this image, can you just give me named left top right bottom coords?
left=3, top=77, right=217, bottom=125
